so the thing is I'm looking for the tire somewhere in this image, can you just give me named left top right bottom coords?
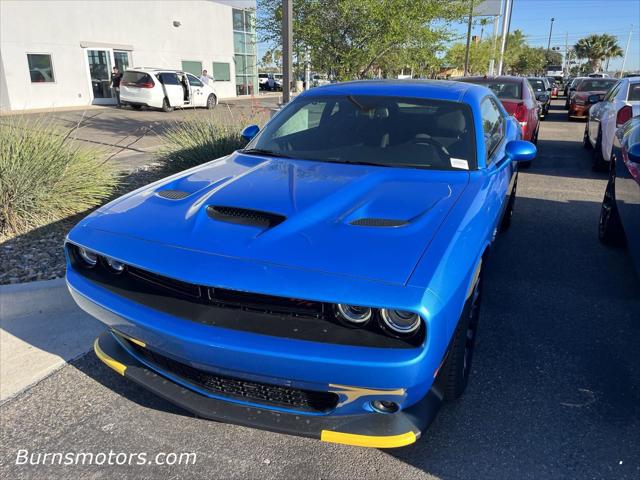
left=130, top=104, right=142, bottom=110
left=440, top=268, right=482, bottom=401
left=206, top=94, right=217, bottom=110
left=532, top=126, right=539, bottom=146
left=499, top=178, right=517, bottom=232
left=161, top=97, right=173, bottom=112
left=592, top=128, right=607, bottom=171
left=582, top=123, right=592, bottom=149
left=598, top=165, right=625, bottom=246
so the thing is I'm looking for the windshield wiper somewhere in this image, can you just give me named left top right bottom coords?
left=241, top=148, right=292, bottom=159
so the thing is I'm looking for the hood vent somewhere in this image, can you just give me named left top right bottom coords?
left=351, top=218, right=408, bottom=227
left=207, top=205, right=286, bottom=229
left=157, top=189, right=190, bottom=200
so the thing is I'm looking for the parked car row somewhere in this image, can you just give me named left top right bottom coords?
left=583, top=77, right=640, bottom=170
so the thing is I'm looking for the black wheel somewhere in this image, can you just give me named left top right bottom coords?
left=206, top=94, right=217, bottom=110
left=500, top=178, right=517, bottom=232
left=583, top=123, right=592, bottom=149
left=598, top=166, right=625, bottom=246
left=440, top=268, right=482, bottom=400
left=592, top=128, right=607, bottom=171
left=130, top=104, right=142, bottom=110
left=532, top=126, right=539, bottom=145
left=161, top=97, right=173, bottom=112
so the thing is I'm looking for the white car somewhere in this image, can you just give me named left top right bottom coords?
left=585, top=77, right=640, bottom=170
left=120, top=68, right=217, bottom=112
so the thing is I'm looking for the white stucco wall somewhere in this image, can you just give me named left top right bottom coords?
left=0, top=0, right=252, bottom=110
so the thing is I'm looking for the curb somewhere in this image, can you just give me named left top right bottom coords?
left=0, top=277, right=72, bottom=319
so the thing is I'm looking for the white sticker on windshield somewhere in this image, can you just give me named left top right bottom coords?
left=451, top=158, right=469, bottom=170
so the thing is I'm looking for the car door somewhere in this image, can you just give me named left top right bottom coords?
left=186, top=74, right=206, bottom=107
left=590, top=80, right=621, bottom=145
left=157, top=72, right=184, bottom=108
left=481, top=97, right=513, bottom=233
left=601, top=80, right=627, bottom=160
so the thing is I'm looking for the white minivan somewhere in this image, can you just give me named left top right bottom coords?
left=120, top=68, right=218, bottom=112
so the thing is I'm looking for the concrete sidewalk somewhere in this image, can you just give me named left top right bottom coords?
left=0, top=278, right=103, bottom=402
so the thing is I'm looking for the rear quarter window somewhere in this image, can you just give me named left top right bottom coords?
left=122, top=71, right=153, bottom=86
left=628, top=83, right=640, bottom=101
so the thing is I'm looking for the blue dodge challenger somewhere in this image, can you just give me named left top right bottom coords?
left=66, top=80, right=536, bottom=448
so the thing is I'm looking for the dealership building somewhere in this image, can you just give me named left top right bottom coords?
left=0, top=0, right=257, bottom=111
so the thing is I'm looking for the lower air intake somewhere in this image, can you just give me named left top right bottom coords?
left=124, top=339, right=339, bottom=413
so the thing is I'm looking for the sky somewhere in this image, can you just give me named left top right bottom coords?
left=455, top=0, right=640, bottom=72
left=257, top=0, right=640, bottom=73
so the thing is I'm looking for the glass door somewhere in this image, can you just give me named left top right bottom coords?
left=86, top=49, right=113, bottom=104
left=114, top=50, right=130, bottom=72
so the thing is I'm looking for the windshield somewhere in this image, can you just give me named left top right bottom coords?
left=577, top=79, right=617, bottom=91
left=465, top=80, right=522, bottom=100
left=528, top=79, right=547, bottom=92
left=246, top=95, right=477, bottom=170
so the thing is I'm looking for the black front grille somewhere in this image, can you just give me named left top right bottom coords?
left=125, top=339, right=339, bottom=413
left=207, top=206, right=286, bottom=228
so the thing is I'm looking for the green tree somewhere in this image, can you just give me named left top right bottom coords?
left=258, top=0, right=469, bottom=80
left=574, top=34, right=623, bottom=73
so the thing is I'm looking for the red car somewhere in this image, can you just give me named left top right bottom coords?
left=458, top=76, right=541, bottom=144
left=568, top=78, right=617, bottom=120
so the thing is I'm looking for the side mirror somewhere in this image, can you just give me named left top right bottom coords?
left=628, top=143, right=640, bottom=163
left=537, top=93, right=550, bottom=102
left=587, top=94, right=601, bottom=104
left=505, top=140, right=536, bottom=163
left=547, top=87, right=552, bottom=91
left=241, top=124, right=260, bottom=141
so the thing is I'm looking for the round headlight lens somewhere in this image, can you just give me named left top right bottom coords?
left=336, top=304, right=372, bottom=325
left=105, top=256, right=125, bottom=273
left=77, top=247, right=97, bottom=267
left=380, top=309, right=421, bottom=335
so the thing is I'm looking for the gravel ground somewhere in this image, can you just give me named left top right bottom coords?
left=0, top=165, right=166, bottom=285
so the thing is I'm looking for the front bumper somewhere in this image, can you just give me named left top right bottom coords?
left=95, top=330, right=442, bottom=448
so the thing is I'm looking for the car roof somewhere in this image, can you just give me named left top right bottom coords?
left=300, top=79, right=486, bottom=102
left=461, top=76, right=526, bottom=83
left=126, top=68, right=187, bottom=74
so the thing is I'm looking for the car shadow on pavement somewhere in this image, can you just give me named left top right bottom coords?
left=385, top=194, right=640, bottom=479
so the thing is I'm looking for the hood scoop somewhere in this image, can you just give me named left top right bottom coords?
left=157, top=189, right=190, bottom=200
left=350, top=217, right=409, bottom=227
left=207, top=205, right=286, bottom=229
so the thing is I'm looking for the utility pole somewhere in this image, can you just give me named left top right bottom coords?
left=564, top=31, right=568, bottom=75
left=497, top=0, right=513, bottom=76
left=282, top=0, right=293, bottom=103
left=463, top=0, right=475, bottom=76
left=620, top=25, right=633, bottom=78
left=489, top=0, right=504, bottom=76
left=546, top=17, right=555, bottom=53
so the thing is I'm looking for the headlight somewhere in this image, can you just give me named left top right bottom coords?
left=379, top=309, right=421, bottom=335
left=336, top=304, right=372, bottom=325
left=105, top=256, right=125, bottom=273
left=77, top=247, right=98, bottom=267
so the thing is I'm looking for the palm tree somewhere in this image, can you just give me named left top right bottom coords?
left=574, top=34, right=623, bottom=73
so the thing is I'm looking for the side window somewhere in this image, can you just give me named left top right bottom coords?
left=480, top=97, right=504, bottom=161
left=27, top=53, right=55, bottom=83
left=604, top=81, right=621, bottom=102
left=158, top=73, right=180, bottom=85
left=187, top=74, right=203, bottom=87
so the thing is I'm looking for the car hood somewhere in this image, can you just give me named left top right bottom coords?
left=79, top=153, right=469, bottom=285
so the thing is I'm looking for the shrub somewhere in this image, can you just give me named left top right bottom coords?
left=0, top=118, right=120, bottom=237
left=160, top=112, right=269, bottom=172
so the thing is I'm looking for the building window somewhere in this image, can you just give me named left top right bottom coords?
left=232, top=8, right=257, bottom=95
left=27, top=53, right=55, bottom=83
left=114, top=51, right=130, bottom=72
left=212, top=62, right=231, bottom=82
left=181, top=60, right=202, bottom=77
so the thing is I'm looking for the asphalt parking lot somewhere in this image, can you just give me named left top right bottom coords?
left=1, top=99, right=639, bottom=480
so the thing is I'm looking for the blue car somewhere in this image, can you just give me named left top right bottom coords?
left=599, top=115, right=640, bottom=273
left=66, top=80, right=536, bottom=448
